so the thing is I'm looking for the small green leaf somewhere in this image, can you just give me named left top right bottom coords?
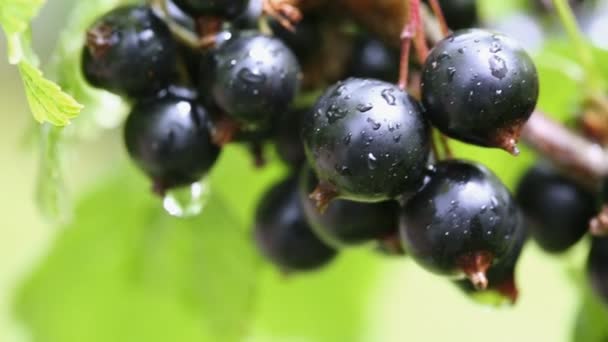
left=0, top=0, right=45, bottom=63
left=18, top=60, right=83, bottom=126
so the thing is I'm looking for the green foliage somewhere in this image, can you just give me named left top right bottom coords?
left=0, top=0, right=83, bottom=125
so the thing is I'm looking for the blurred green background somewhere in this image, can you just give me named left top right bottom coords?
left=1, top=0, right=607, bottom=341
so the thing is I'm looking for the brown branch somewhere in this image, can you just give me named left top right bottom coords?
left=521, top=111, right=608, bottom=180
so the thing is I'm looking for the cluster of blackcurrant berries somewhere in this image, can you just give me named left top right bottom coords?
left=80, top=0, right=607, bottom=306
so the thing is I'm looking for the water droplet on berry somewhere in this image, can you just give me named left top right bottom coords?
left=367, top=117, right=382, bottom=130
left=343, top=133, right=352, bottom=145
left=489, top=55, right=508, bottom=79
left=381, top=88, right=397, bottom=105
left=163, top=181, right=210, bottom=217
left=447, top=67, right=456, bottom=81
left=238, top=68, right=266, bottom=84
left=357, top=103, right=373, bottom=112
left=367, top=153, right=378, bottom=170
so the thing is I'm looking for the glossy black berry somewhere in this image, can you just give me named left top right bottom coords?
left=172, top=0, right=249, bottom=19
left=302, top=78, right=430, bottom=204
left=516, top=164, right=596, bottom=253
left=400, top=160, right=522, bottom=289
left=432, top=0, right=478, bottom=30
left=421, top=29, right=539, bottom=154
left=269, top=14, right=322, bottom=65
left=299, top=166, right=399, bottom=247
left=587, top=237, right=608, bottom=305
left=82, top=5, right=177, bottom=97
left=454, top=214, right=527, bottom=304
left=210, top=33, right=301, bottom=126
left=274, top=108, right=306, bottom=169
left=124, top=88, right=220, bottom=193
left=347, top=35, right=400, bottom=82
left=255, top=178, right=337, bottom=272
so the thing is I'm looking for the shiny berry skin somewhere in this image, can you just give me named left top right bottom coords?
left=255, top=178, right=337, bottom=272
left=299, top=166, right=399, bottom=247
left=421, top=29, right=539, bottom=154
left=399, top=160, right=522, bottom=285
left=435, top=0, right=478, bottom=30
left=515, top=164, right=596, bottom=253
left=210, top=33, right=301, bottom=126
left=274, top=107, right=306, bottom=169
left=82, top=5, right=177, bottom=97
left=348, top=35, right=399, bottom=82
left=587, top=237, right=608, bottom=305
left=124, top=88, right=220, bottom=193
left=172, top=0, right=249, bottom=19
left=302, top=78, right=430, bottom=203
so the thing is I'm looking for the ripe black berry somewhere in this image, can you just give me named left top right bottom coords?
left=515, top=164, right=596, bottom=253
left=400, top=160, right=522, bottom=289
left=124, top=88, right=220, bottom=194
left=302, top=78, right=430, bottom=206
left=210, top=33, right=301, bottom=126
left=255, top=177, right=337, bottom=272
left=82, top=5, right=177, bottom=97
left=421, top=29, right=539, bottom=154
left=454, top=215, right=527, bottom=304
left=433, top=0, right=478, bottom=30
left=274, top=108, right=306, bottom=169
left=347, top=35, right=400, bottom=83
left=587, top=237, right=608, bottom=305
left=172, top=0, right=249, bottom=19
left=299, top=166, right=399, bottom=247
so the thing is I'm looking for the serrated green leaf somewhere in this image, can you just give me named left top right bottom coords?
left=18, top=60, right=83, bottom=126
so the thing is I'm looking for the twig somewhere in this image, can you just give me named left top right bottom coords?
left=427, top=0, right=449, bottom=36
left=521, top=111, right=608, bottom=179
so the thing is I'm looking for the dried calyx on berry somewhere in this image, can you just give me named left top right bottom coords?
left=400, top=160, right=524, bottom=290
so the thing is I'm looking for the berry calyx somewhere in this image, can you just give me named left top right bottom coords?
left=421, top=29, right=539, bottom=154
left=82, top=5, right=177, bottom=97
left=302, top=78, right=430, bottom=206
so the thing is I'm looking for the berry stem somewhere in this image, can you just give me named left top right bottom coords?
left=552, top=0, right=605, bottom=95
left=456, top=251, right=493, bottom=290
left=398, top=0, right=428, bottom=90
left=196, top=16, right=223, bottom=48
left=262, top=0, right=303, bottom=32
left=521, top=111, right=608, bottom=181
left=210, top=115, right=241, bottom=146
left=150, top=0, right=201, bottom=50
left=426, top=0, right=449, bottom=36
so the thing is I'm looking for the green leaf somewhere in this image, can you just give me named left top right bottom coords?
left=18, top=61, right=83, bottom=126
left=0, top=0, right=45, bottom=63
left=16, top=164, right=262, bottom=342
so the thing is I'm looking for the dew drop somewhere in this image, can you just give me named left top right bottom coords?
left=357, top=103, right=373, bottom=112
left=381, top=88, right=397, bottom=105
left=237, top=68, right=266, bottom=84
left=447, top=67, right=456, bottom=81
left=489, top=55, right=508, bottom=79
left=367, top=153, right=378, bottom=170
left=367, top=117, right=382, bottom=130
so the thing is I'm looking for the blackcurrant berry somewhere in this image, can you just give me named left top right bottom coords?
left=302, top=78, right=430, bottom=206
left=431, top=0, right=478, bottom=30
left=454, top=215, right=527, bottom=304
left=274, top=108, right=306, bottom=169
left=172, top=0, right=249, bottom=19
left=299, top=166, right=399, bottom=247
left=255, top=177, right=337, bottom=272
left=515, top=164, right=596, bottom=253
left=210, top=33, right=301, bottom=126
left=587, top=237, right=608, bottom=305
left=82, top=5, right=177, bottom=97
left=347, top=35, right=400, bottom=83
left=124, top=88, right=220, bottom=194
left=400, top=160, right=522, bottom=289
left=421, top=29, right=539, bottom=154
left=269, top=13, right=322, bottom=66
